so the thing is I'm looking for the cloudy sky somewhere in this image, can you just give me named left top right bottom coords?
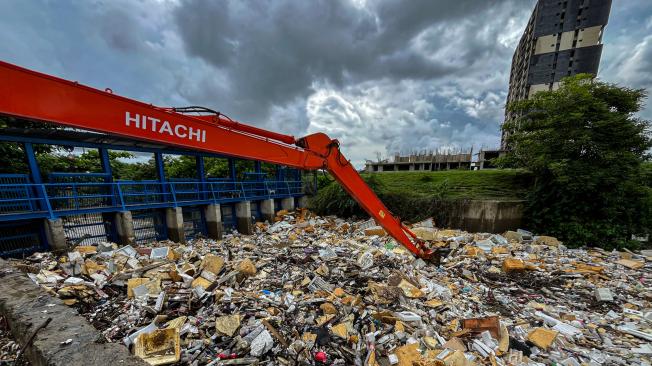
left=0, top=0, right=650, bottom=167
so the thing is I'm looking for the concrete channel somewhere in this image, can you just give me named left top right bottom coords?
left=0, top=259, right=147, bottom=366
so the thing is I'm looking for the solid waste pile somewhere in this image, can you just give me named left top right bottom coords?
left=12, top=209, right=652, bottom=365
left=0, top=315, right=22, bottom=363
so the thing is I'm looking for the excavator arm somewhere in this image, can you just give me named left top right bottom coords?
left=0, top=60, right=433, bottom=258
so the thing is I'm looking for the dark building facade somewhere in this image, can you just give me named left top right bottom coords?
left=501, top=0, right=612, bottom=148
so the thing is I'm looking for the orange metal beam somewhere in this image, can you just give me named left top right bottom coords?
left=0, top=60, right=431, bottom=258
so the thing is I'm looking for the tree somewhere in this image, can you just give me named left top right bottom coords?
left=500, top=74, right=652, bottom=249
left=0, top=117, right=63, bottom=174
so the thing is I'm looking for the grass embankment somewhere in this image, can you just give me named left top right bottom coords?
left=369, top=169, right=532, bottom=200
left=310, top=169, right=533, bottom=222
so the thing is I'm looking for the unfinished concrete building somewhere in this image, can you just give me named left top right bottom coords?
left=472, top=149, right=509, bottom=170
left=365, top=150, right=473, bottom=173
left=501, top=0, right=612, bottom=148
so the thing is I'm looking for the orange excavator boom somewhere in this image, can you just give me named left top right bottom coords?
left=0, top=60, right=432, bottom=258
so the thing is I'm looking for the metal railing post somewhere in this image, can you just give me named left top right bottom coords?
left=170, top=183, right=178, bottom=206
left=116, top=182, right=126, bottom=211
left=72, top=183, right=80, bottom=210
left=210, top=182, right=217, bottom=202
left=24, top=184, right=33, bottom=211
left=39, top=184, right=54, bottom=219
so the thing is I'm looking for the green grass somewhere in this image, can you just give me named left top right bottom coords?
left=310, top=169, right=534, bottom=221
left=362, top=169, right=533, bottom=200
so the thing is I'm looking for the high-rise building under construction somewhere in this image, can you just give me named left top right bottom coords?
left=501, top=0, right=612, bottom=148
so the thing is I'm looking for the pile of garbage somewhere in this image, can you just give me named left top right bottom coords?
left=0, top=315, right=24, bottom=364
left=11, top=209, right=652, bottom=365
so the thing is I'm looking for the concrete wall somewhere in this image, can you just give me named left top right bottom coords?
left=534, top=34, right=557, bottom=54
left=43, top=218, right=67, bottom=252
left=413, top=199, right=525, bottom=234
left=0, top=259, right=147, bottom=366
left=235, top=201, right=254, bottom=235
left=165, top=207, right=185, bottom=244
left=577, top=25, right=603, bottom=48
left=114, top=211, right=135, bottom=245
left=460, top=200, right=525, bottom=233
left=259, top=199, right=275, bottom=223
left=204, top=204, right=223, bottom=240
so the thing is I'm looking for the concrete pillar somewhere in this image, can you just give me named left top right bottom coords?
left=235, top=201, right=254, bottom=235
left=259, top=199, right=275, bottom=223
left=204, top=203, right=223, bottom=240
left=165, top=207, right=186, bottom=244
left=297, top=196, right=309, bottom=209
left=44, top=218, right=67, bottom=252
left=114, top=211, right=135, bottom=245
left=281, top=197, right=295, bottom=211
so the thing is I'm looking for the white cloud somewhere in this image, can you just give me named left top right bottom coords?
left=304, top=78, right=502, bottom=167
left=0, top=0, right=649, bottom=168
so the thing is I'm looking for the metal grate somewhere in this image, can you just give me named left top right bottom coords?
left=220, top=204, right=236, bottom=232
left=62, top=213, right=116, bottom=246
left=182, top=206, right=206, bottom=239
left=0, top=174, right=37, bottom=215
left=0, top=220, right=46, bottom=257
left=132, top=209, right=167, bottom=245
left=251, top=201, right=263, bottom=222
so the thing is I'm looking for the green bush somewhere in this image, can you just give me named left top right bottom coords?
left=310, top=174, right=386, bottom=218
left=501, top=75, right=652, bottom=249
left=309, top=176, right=469, bottom=225
left=309, top=170, right=531, bottom=224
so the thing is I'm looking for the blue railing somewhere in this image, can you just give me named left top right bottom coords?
left=0, top=179, right=304, bottom=221
left=0, top=220, right=46, bottom=257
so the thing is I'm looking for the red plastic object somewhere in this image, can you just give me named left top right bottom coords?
left=314, top=351, right=327, bottom=363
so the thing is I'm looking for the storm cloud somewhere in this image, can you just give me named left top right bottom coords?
left=0, top=0, right=650, bottom=166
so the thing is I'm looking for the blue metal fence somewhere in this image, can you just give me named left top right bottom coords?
left=0, top=174, right=34, bottom=213
left=0, top=220, right=47, bottom=257
left=132, top=209, right=167, bottom=244
left=0, top=136, right=313, bottom=257
left=0, top=179, right=304, bottom=222
left=62, top=213, right=117, bottom=246
left=182, top=206, right=207, bottom=239
left=251, top=201, right=262, bottom=222
left=221, top=204, right=236, bottom=232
